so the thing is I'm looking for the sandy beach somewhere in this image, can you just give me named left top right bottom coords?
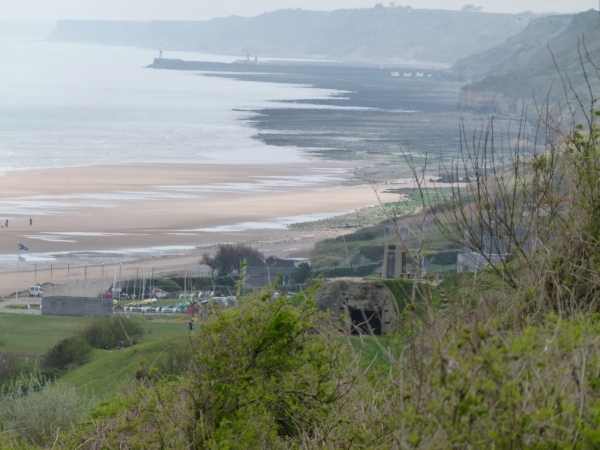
left=0, top=162, right=405, bottom=297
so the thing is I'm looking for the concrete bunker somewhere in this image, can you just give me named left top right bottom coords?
left=313, top=280, right=398, bottom=335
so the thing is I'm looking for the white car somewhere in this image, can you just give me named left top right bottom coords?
left=29, top=286, right=43, bottom=297
left=162, top=305, right=179, bottom=314
left=152, top=289, right=169, bottom=298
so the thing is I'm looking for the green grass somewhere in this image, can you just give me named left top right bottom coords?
left=3, top=304, right=29, bottom=310
left=345, top=334, right=407, bottom=367
left=0, top=313, right=191, bottom=398
left=0, top=314, right=96, bottom=355
left=60, top=334, right=188, bottom=396
left=0, top=313, right=189, bottom=356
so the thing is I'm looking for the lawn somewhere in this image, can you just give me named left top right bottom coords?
left=345, top=334, right=407, bottom=368
left=0, top=313, right=188, bottom=356
left=60, top=336, right=188, bottom=397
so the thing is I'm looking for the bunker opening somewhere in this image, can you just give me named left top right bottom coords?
left=349, top=307, right=382, bottom=335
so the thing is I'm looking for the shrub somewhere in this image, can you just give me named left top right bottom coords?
left=0, top=373, right=95, bottom=447
left=43, top=336, right=92, bottom=371
left=79, top=317, right=144, bottom=349
left=62, top=299, right=358, bottom=448
left=354, top=312, right=600, bottom=448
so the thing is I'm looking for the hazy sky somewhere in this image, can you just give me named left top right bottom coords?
left=0, top=0, right=596, bottom=22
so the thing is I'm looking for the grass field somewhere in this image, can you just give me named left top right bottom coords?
left=346, top=334, right=406, bottom=367
left=60, top=336, right=188, bottom=396
left=0, top=313, right=189, bottom=356
left=0, top=313, right=191, bottom=398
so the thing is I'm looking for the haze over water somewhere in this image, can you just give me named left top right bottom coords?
left=0, top=36, right=338, bottom=171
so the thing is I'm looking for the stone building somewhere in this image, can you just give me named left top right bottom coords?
left=41, top=297, right=113, bottom=317
left=313, top=280, right=398, bottom=335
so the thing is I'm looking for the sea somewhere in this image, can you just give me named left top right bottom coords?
left=0, top=35, right=339, bottom=171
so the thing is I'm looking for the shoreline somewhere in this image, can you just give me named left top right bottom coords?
left=0, top=162, right=408, bottom=296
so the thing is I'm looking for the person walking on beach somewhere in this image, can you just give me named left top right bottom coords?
left=29, top=218, right=32, bottom=226
left=5, top=219, right=8, bottom=228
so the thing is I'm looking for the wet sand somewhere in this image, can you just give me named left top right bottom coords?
left=0, top=162, right=405, bottom=297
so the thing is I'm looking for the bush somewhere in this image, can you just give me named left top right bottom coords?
left=62, top=299, right=358, bottom=448
left=43, top=336, right=92, bottom=371
left=352, top=313, right=600, bottom=448
left=79, top=317, right=144, bottom=349
left=0, top=373, right=95, bottom=447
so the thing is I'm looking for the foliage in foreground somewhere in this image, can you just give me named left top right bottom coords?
left=59, top=299, right=356, bottom=449
left=0, top=373, right=95, bottom=447
left=363, top=310, right=600, bottom=448
left=37, top=306, right=600, bottom=449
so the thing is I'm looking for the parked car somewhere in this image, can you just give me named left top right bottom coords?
left=29, top=286, right=43, bottom=297
left=145, top=306, right=161, bottom=313
left=162, top=305, right=179, bottom=314
left=179, top=293, right=195, bottom=299
left=130, top=306, right=146, bottom=313
left=152, top=289, right=170, bottom=298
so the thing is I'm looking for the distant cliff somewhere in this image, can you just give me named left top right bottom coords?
left=50, top=7, right=535, bottom=66
left=0, top=21, right=54, bottom=37
left=451, top=10, right=600, bottom=114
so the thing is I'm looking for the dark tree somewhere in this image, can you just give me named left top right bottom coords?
left=201, top=244, right=263, bottom=277
left=291, top=262, right=312, bottom=285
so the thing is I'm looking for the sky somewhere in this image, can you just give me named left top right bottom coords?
left=0, top=0, right=597, bottom=22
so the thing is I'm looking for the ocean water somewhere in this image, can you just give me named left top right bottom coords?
left=0, top=36, right=339, bottom=170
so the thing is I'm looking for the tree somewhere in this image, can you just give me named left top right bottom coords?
left=291, top=262, right=311, bottom=285
left=408, top=39, right=600, bottom=317
left=201, top=244, right=263, bottom=277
